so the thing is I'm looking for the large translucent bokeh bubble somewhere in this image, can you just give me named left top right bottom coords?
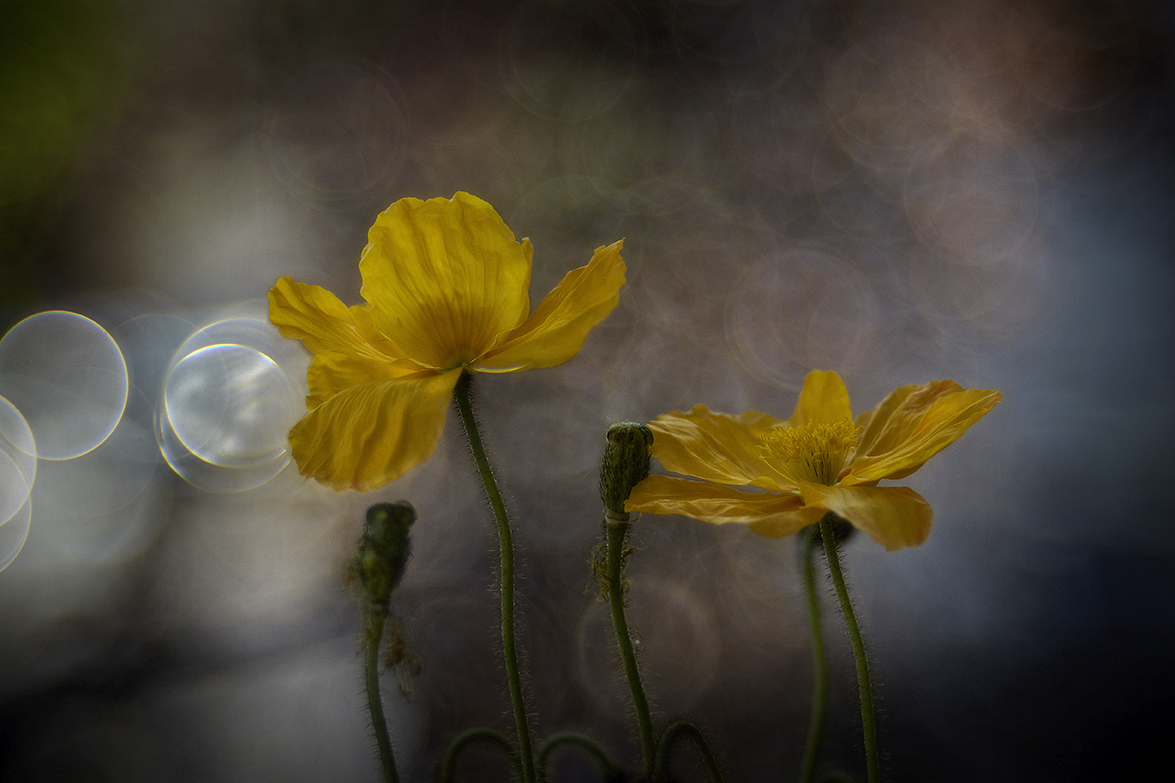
left=2, top=323, right=159, bottom=572
left=0, top=450, right=29, bottom=528
left=0, top=488, right=31, bottom=573
left=35, top=384, right=158, bottom=523
left=0, top=395, right=37, bottom=526
left=112, top=312, right=200, bottom=399
left=158, top=317, right=306, bottom=492
left=0, top=311, right=129, bottom=460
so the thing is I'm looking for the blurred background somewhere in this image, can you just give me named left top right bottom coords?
left=1, top=0, right=1173, bottom=780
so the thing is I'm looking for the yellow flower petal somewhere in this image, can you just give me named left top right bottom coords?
left=269, top=277, right=433, bottom=408
left=288, top=371, right=459, bottom=491
left=269, top=276, right=409, bottom=364
left=478, top=240, right=626, bottom=372
left=625, top=475, right=822, bottom=537
left=358, top=192, right=531, bottom=369
left=851, top=380, right=961, bottom=457
left=844, top=386, right=1002, bottom=484
left=797, top=481, right=933, bottom=550
left=305, top=352, right=436, bottom=409
left=787, top=370, right=854, bottom=427
left=644, top=405, right=786, bottom=489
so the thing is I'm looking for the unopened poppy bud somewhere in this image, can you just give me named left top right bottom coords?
left=599, top=422, right=653, bottom=520
left=348, top=501, right=417, bottom=606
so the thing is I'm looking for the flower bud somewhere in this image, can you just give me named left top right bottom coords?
left=348, top=501, right=417, bottom=606
left=599, top=422, right=653, bottom=519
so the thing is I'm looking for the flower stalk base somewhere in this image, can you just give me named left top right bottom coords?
left=818, top=514, right=879, bottom=783
left=454, top=372, right=537, bottom=783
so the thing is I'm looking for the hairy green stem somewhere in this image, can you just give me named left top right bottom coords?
left=454, top=372, right=536, bottom=783
left=799, top=530, right=829, bottom=783
left=605, top=514, right=656, bottom=778
left=365, top=608, right=401, bottom=783
left=818, top=515, right=879, bottom=783
left=439, top=727, right=522, bottom=782
left=537, top=731, right=622, bottom=782
left=654, top=720, right=725, bottom=783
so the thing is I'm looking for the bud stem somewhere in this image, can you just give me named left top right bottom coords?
left=798, top=528, right=829, bottom=783
left=597, top=422, right=658, bottom=778
left=349, top=502, right=415, bottom=783
left=364, top=607, right=401, bottom=783
left=605, top=515, right=656, bottom=778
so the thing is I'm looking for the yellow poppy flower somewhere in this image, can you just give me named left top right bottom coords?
left=625, top=370, right=1000, bottom=550
left=269, top=192, right=625, bottom=491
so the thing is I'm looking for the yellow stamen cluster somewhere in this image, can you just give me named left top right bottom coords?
left=759, top=420, right=860, bottom=486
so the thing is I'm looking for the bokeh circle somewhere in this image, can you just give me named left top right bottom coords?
left=0, top=395, right=36, bottom=526
left=157, top=318, right=305, bottom=492
left=0, top=311, right=129, bottom=460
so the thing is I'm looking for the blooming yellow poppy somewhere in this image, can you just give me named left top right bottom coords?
left=625, top=370, right=1000, bottom=550
left=269, top=192, right=625, bottom=491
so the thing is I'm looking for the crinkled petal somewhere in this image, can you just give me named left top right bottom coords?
left=787, top=370, right=854, bottom=427
left=359, top=192, right=531, bottom=369
left=269, top=277, right=414, bottom=365
left=305, top=352, right=437, bottom=409
left=844, top=385, right=1001, bottom=484
left=625, top=475, right=823, bottom=537
left=477, top=240, right=625, bottom=372
left=643, top=406, right=786, bottom=489
left=287, top=371, right=459, bottom=491
left=851, top=380, right=961, bottom=457
left=797, top=481, right=932, bottom=550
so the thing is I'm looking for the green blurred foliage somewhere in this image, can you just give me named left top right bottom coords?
left=0, top=0, right=134, bottom=324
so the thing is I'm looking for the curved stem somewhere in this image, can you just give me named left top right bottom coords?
left=537, top=731, right=622, bottom=783
left=605, top=515, right=656, bottom=778
left=365, top=607, right=401, bottom=783
left=653, top=720, right=725, bottom=783
left=439, top=727, right=522, bottom=783
left=799, top=530, right=829, bottom=783
left=454, top=372, right=536, bottom=783
left=818, top=515, right=879, bottom=783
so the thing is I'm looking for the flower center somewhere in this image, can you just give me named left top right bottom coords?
left=759, top=420, right=860, bottom=486
left=439, top=351, right=477, bottom=373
